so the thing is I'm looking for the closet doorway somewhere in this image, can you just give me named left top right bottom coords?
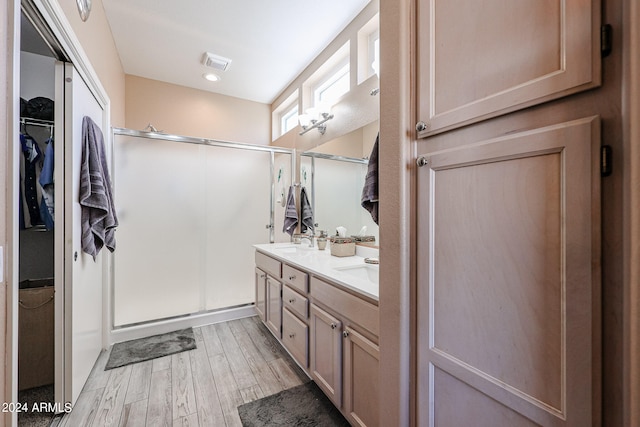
left=14, top=2, right=110, bottom=422
left=18, top=10, right=64, bottom=424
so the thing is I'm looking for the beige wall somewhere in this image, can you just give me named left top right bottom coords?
left=125, top=75, right=271, bottom=145
left=58, top=0, right=126, bottom=127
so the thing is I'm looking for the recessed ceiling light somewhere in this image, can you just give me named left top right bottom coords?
left=203, top=73, right=220, bottom=82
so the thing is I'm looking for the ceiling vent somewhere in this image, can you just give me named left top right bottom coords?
left=202, top=52, right=231, bottom=72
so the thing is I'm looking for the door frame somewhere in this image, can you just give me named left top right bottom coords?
left=4, top=0, right=110, bottom=424
left=623, top=1, right=640, bottom=425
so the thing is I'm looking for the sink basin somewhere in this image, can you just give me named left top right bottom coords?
left=334, top=264, right=379, bottom=285
left=275, top=245, right=298, bottom=254
left=275, top=245, right=315, bottom=256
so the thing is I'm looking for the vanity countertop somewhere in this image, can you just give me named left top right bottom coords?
left=254, top=242, right=379, bottom=301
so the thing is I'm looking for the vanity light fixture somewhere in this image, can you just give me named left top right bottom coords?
left=203, top=73, right=220, bottom=82
left=299, top=107, right=334, bottom=135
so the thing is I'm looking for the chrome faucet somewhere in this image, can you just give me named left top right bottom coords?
left=299, top=232, right=315, bottom=248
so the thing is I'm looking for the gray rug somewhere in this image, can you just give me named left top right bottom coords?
left=238, top=382, right=350, bottom=427
left=18, top=384, right=55, bottom=427
left=105, top=328, right=196, bottom=370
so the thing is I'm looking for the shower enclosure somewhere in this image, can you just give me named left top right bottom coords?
left=111, top=129, right=293, bottom=328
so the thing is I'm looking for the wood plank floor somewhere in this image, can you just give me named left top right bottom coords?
left=54, top=316, right=308, bottom=427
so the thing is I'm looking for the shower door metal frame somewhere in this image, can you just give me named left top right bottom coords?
left=109, top=127, right=294, bottom=333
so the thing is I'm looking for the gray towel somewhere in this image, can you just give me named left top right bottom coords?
left=361, top=134, right=379, bottom=225
left=79, top=116, right=119, bottom=260
left=300, top=186, right=314, bottom=233
left=283, top=185, right=298, bottom=236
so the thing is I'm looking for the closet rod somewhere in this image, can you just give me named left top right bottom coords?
left=20, top=117, right=54, bottom=128
left=112, top=127, right=293, bottom=155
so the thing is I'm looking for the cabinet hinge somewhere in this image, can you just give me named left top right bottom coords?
left=601, top=24, right=612, bottom=58
left=601, top=145, right=612, bottom=177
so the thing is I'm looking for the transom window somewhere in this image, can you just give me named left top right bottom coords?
left=280, top=103, right=299, bottom=135
left=313, top=62, right=350, bottom=107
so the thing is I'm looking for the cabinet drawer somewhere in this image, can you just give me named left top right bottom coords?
left=283, top=264, right=308, bottom=293
left=255, top=251, right=282, bottom=279
left=283, top=285, right=308, bottom=320
left=282, top=307, right=308, bottom=368
left=310, top=276, right=379, bottom=337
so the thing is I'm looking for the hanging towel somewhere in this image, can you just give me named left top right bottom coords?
left=79, top=116, right=119, bottom=260
left=283, top=185, right=298, bottom=236
left=361, top=133, right=379, bottom=225
left=300, top=186, right=314, bottom=233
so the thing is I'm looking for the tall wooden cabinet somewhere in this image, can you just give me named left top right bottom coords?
left=416, top=0, right=600, bottom=137
left=413, top=1, right=603, bottom=426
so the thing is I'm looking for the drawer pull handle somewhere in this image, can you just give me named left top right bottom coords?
left=288, top=298, right=295, bottom=304
left=343, top=330, right=350, bottom=338
left=289, top=275, right=296, bottom=281
left=289, top=333, right=295, bottom=339
left=331, top=323, right=337, bottom=329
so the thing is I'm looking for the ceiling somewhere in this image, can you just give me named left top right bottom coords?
left=102, top=0, right=371, bottom=104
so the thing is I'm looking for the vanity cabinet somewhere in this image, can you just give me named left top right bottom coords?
left=310, top=276, right=380, bottom=427
left=282, top=307, right=309, bottom=368
left=343, top=326, right=379, bottom=427
left=310, top=303, right=343, bottom=407
left=254, top=268, right=267, bottom=322
left=255, top=251, right=283, bottom=337
left=254, top=248, right=379, bottom=426
left=266, top=276, right=282, bottom=338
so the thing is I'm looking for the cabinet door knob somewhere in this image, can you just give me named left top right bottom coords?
left=289, top=333, right=295, bottom=339
left=416, top=156, right=428, bottom=167
left=330, top=323, right=337, bottom=329
left=288, top=298, right=295, bottom=304
left=416, top=121, right=428, bottom=132
left=260, top=274, right=266, bottom=279
left=343, top=330, right=350, bottom=338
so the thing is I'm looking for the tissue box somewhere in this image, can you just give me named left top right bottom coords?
left=329, top=237, right=356, bottom=257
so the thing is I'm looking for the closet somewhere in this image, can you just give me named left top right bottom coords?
left=17, top=11, right=58, bottom=422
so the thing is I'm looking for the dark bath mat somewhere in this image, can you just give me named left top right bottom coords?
left=238, top=381, right=350, bottom=427
left=105, top=328, right=196, bottom=370
left=17, top=384, right=55, bottom=427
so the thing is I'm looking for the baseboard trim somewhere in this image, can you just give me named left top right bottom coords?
left=108, top=305, right=257, bottom=345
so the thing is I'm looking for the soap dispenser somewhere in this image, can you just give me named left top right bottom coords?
left=317, top=230, right=328, bottom=250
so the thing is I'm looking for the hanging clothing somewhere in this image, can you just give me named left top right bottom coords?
left=300, top=186, right=314, bottom=233
left=79, top=117, right=119, bottom=260
left=283, top=185, right=298, bottom=236
left=361, top=133, right=379, bottom=225
left=39, top=137, right=55, bottom=230
left=20, top=133, right=43, bottom=227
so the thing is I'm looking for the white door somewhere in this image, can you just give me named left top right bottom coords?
left=56, top=62, right=106, bottom=405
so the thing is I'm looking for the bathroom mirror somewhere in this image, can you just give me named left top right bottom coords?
left=300, top=121, right=379, bottom=245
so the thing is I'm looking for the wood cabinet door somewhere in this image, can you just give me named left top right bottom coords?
left=255, top=268, right=267, bottom=322
left=310, top=303, right=343, bottom=407
left=266, top=276, right=282, bottom=338
left=343, top=327, right=380, bottom=427
left=282, top=307, right=309, bottom=368
left=416, top=117, right=601, bottom=426
left=416, top=0, right=600, bottom=136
